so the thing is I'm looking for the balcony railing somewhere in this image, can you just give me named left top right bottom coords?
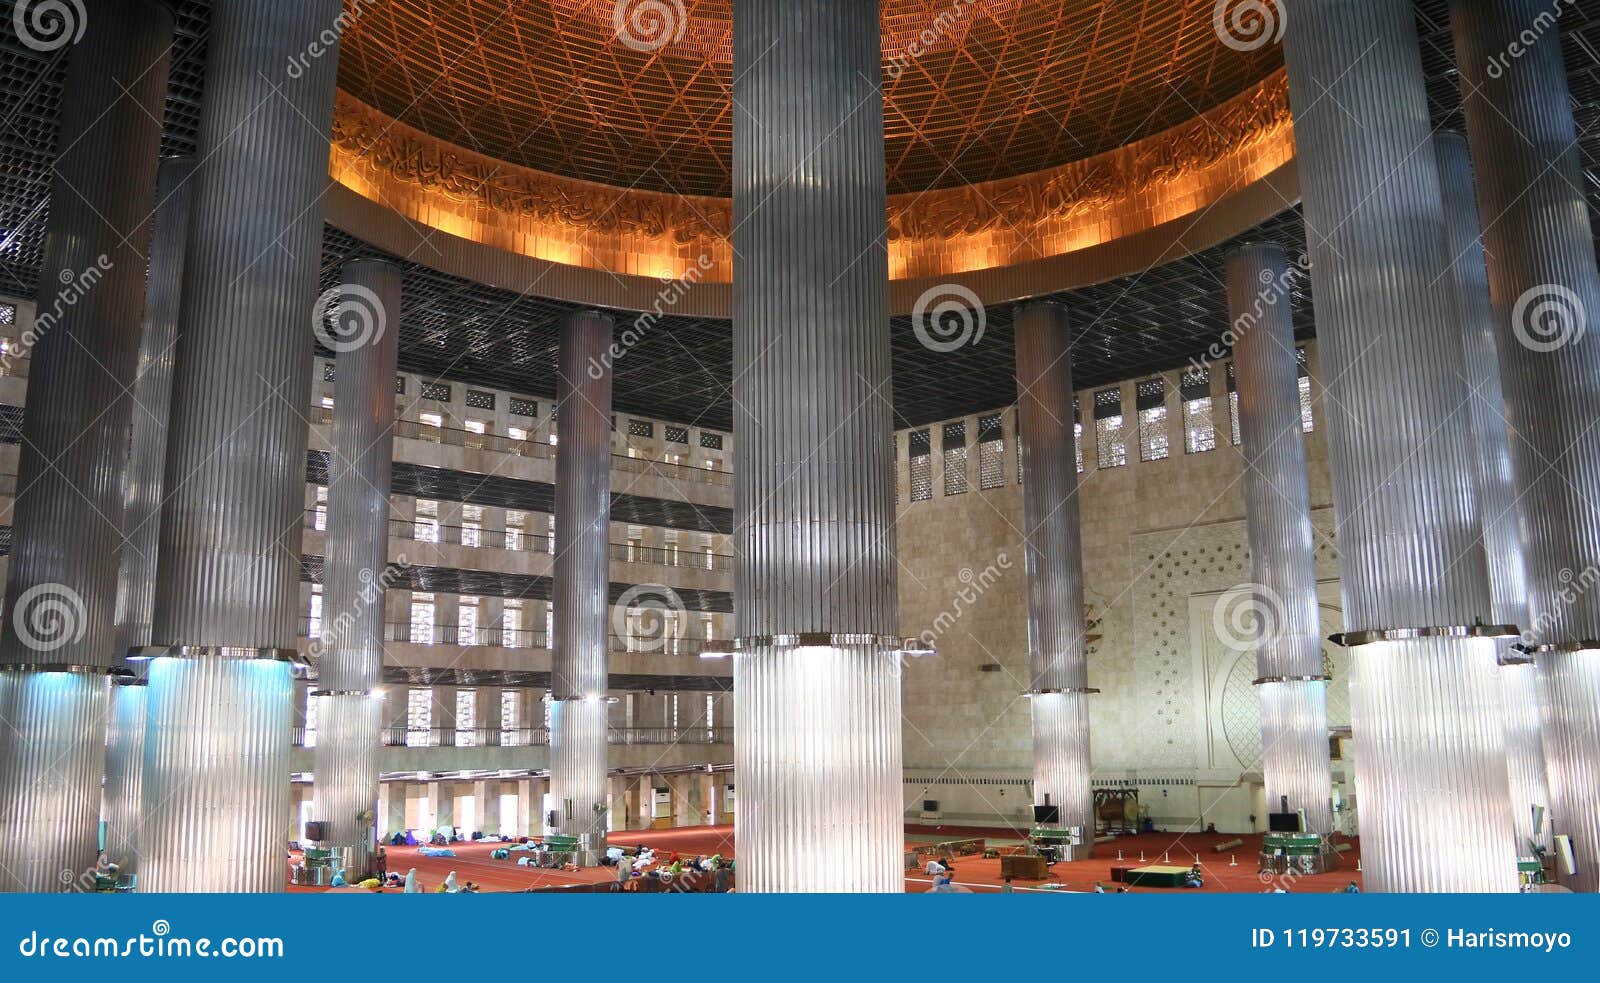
left=311, top=405, right=731, bottom=486
left=290, top=725, right=732, bottom=748
left=299, top=619, right=725, bottom=657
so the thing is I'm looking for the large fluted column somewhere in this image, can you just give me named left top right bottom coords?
left=732, top=0, right=903, bottom=893
left=1013, top=302, right=1093, bottom=858
left=0, top=0, right=171, bottom=893
left=1282, top=0, right=1517, bottom=892
left=102, top=155, right=197, bottom=877
left=139, top=0, right=343, bottom=893
left=1228, top=243, right=1333, bottom=837
left=1451, top=0, right=1600, bottom=890
left=312, top=262, right=402, bottom=878
left=1434, top=132, right=1553, bottom=858
left=549, top=309, right=613, bottom=866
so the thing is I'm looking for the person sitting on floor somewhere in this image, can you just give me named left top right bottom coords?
left=358, top=877, right=383, bottom=891
left=1185, top=864, right=1204, bottom=889
left=1093, top=882, right=1106, bottom=894
left=1343, top=881, right=1361, bottom=894
left=460, top=881, right=479, bottom=894
left=330, top=867, right=348, bottom=888
left=928, top=872, right=957, bottom=893
left=617, top=855, right=635, bottom=887
left=403, top=869, right=421, bottom=893
left=436, top=871, right=459, bottom=894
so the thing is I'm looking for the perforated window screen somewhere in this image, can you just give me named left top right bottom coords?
left=1297, top=347, right=1314, bottom=433
left=420, top=381, right=451, bottom=402
left=394, top=376, right=406, bottom=395
left=1184, top=396, right=1216, bottom=453
left=978, top=414, right=1005, bottom=489
left=1094, top=388, right=1125, bottom=468
left=909, top=429, right=932, bottom=502
left=627, top=419, right=654, bottom=438
left=942, top=421, right=969, bottom=495
left=0, top=303, right=14, bottom=325
left=509, top=397, right=538, bottom=417
left=699, top=431, right=724, bottom=450
left=664, top=425, right=689, bottom=444
left=465, top=389, right=496, bottom=411
left=322, top=362, right=336, bottom=382
left=1136, top=379, right=1168, bottom=462
left=1226, top=363, right=1241, bottom=446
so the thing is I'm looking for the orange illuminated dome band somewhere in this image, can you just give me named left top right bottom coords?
left=327, top=71, right=1295, bottom=307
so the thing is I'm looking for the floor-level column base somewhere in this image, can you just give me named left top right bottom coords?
left=735, top=643, right=903, bottom=892
left=103, top=682, right=148, bottom=876
left=0, top=669, right=109, bottom=892
left=549, top=696, right=608, bottom=865
left=311, top=692, right=383, bottom=878
left=1499, top=658, right=1552, bottom=858
left=1541, top=648, right=1600, bottom=891
left=1258, top=679, right=1334, bottom=836
left=140, top=653, right=292, bottom=893
left=1031, top=691, right=1093, bottom=859
left=1349, top=636, right=1518, bottom=892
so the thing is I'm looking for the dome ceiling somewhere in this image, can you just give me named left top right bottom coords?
left=335, top=0, right=1285, bottom=198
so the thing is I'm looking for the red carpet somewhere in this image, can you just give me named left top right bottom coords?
left=292, top=826, right=1362, bottom=894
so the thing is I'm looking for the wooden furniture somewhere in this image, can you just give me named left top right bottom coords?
left=1000, top=854, right=1049, bottom=880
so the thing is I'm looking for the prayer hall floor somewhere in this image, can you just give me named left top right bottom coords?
left=291, top=825, right=1363, bottom=894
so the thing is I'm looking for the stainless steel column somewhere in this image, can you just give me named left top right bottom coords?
left=1435, top=131, right=1554, bottom=858
left=732, top=0, right=903, bottom=892
left=1450, top=0, right=1600, bottom=890
left=103, top=155, right=197, bottom=877
left=1227, top=243, right=1333, bottom=837
left=140, top=0, right=343, bottom=893
left=549, top=309, right=613, bottom=866
left=1013, top=302, right=1094, bottom=858
left=0, top=0, right=171, bottom=893
left=312, top=261, right=401, bottom=878
left=1282, top=0, right=1517, bottom=892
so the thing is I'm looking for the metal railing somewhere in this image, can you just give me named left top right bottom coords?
left=290, top=725, right=732, bottom=749
left=312, top=405, right=731, bottom=486
left=299, top=619, right=724, bottom=657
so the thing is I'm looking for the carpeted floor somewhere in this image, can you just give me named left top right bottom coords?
left=292, top=825, right=1362, bottom=895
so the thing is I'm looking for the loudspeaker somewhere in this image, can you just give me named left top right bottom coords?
left=305, top=821, right=328, bottom=841
left=545, top=810, right=559, bottom=828
left=1555, top=835, right=1577, bottom=876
